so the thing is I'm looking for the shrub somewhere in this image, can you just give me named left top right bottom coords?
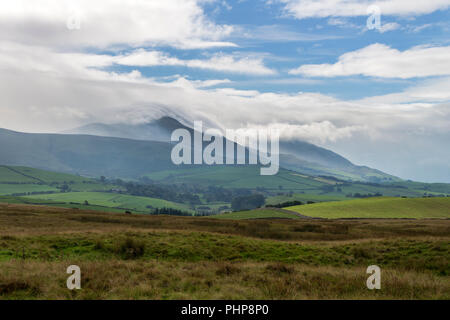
left=265, top=263, right=294, bottom=274
left=117, top=237, right=145, bottom=259
left=94, top=239, right=105, bottom=250
left=328, top=224, right=349, bottom=234
left=215, top=263, right=240, bottom=276
left=266, top=200, right=303, bottom=208
left=292, top=224, right=322, bottom=233
left=0, top=279, right=41, bottom=296
left=231, top=194, right=265, bottom=211
left=351, top=247, right=372, bottom=259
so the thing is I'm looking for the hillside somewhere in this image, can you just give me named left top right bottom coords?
left=145, top=166, right=450, bottom=197
left=0, top=165, right=192, bottom=213
left=0, top=165, right=449, bottom=217
left=64, top=116, right=399, bottom=182
left=0, top=165, right=117, bottom=195
left=287, top=197, right=450, bottom=219
left=144, top=166, right=327, bottom=190
left=26, top=192, right=191, bottom=213
left=0, top=124, right=399, bottom=187
left=65, top=116, right=190, bottom=142
left=0, top=128, right=174, bottom=178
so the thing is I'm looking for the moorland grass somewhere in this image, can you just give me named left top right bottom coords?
left=0, top=203, right=448, bottom=299
left=1, top=261, right=447, bottom=300
left=213, top=209, right=302, bottom=220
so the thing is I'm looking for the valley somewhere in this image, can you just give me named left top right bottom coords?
left=1, top=117, right=448, bottom=220
left=0, top=164, right=449, bottom=218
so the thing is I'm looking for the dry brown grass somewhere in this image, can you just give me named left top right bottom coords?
left=0, top=203, right=449, bottom=300
left=0, top=203, right=449, bottom=242
left=0, top=260, right=447, bottom=300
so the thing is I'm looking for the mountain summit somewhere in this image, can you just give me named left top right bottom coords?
left=63, top=116, right=397, bottom=182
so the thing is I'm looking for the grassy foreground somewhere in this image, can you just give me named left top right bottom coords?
left=287, top=197, right=450, bottom=219
left=0, top=203, right=448, bottom=299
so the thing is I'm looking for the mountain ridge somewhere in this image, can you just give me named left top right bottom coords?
left=66, top=116, right=399, bottom=182
left=1, top=117, right=399, bottom=182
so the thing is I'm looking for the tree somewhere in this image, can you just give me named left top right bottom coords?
left=231, top=194, right=265, bottom=211
left=60, top=183, right=70, bottom=193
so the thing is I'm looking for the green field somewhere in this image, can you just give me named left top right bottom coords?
left=0, top=196, right=134, bottom=213
left=145, top=166, right=450, bottom=199
left=0, top=165, right=89, bottom=184
left=214, top=209, right=302, bottom=220
left=0, top=184, right=58, bottom=195
left=266, top=193, right=345, bottom=205
left=287, top=197, right=450, bottom=219
left=1, top=165, right=450, bottom=219
left=0, top=166, right=38, bottom=183
left=0, top=165, right=120, bottom=194
left=27, top=192, right=191, bottom=213
left=145, top=166, right=325, bottom=191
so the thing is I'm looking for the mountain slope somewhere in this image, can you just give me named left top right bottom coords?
left=67, top=117, right=399, bottom=182
left=0, top=128, right=174, bottom=178
left=65, top=116, right=188, bottom=142
left=1, top=120, right=399, bottom=182
left=69, top=117, right=353, bottom=169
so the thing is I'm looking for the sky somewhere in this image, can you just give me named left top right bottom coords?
left=0, top=0, right=449, bottom=182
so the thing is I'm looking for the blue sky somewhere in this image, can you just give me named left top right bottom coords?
left=103, top=0, right=450, bottom=100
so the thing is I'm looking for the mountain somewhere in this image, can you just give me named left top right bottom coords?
left=67, top=116, right=399, bottom=182
left=69, top=117, right=353, bottom=167
left=64, top=116, right=188, bottom=142
left=0, top=115, right=400, bottom=182
left=279, top=140, right=352, bottom=169
left=0, top=128, right=174, bottom=178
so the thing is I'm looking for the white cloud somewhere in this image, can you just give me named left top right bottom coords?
left=0, top=1, right=449, bottom=181
left=0, top=0, right=235, bottom=49
left=327, top=18, right=348, bottom=26
left=327, top=17, right=400, bottom=33
left=410, top=23, right=434, bottom=32
left=289, top=43, right=450, bottom=78
left=164, top=76, right=232, bottom=89
left=1, top=40, right=447, bottom=140
left=378, top=22, right=401, bottom=33
left=115, top=50, right=277, bottom=75
left=0, top=39, right=449, bottom=181
left=189, top=79, right=232, bottom=88
left=236, top=24, right=344, bottom=42
left=244, top=121, right=366, bottom=144
left=358, top=77, right=450, bottom=104
left=278, top=0, right=450, bottom=19
left=0, top=42, right=275, bottom=79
